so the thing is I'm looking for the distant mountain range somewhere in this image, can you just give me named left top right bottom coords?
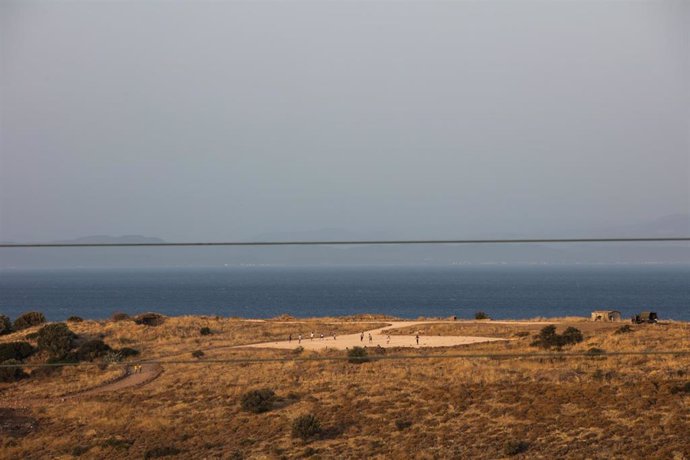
left=1, top=215, right=687, bottom=268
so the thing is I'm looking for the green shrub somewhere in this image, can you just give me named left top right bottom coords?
left=615, top=325, right=634, bottom=334
left=670, top=382, right=690, bottom=395
left=0, top=341, right=35, bottom=362
left=347, top=346, right=369, bottom=364
left=0, top=315, right=12, bottom=335
left=144, top=447, right=182, bottom=458
left=531, top=325, right=583, bottom=349
left=118, top=347, right=140, bottom=358
left=37, top=323, right=76, bottom=358
left=561, top=327, right=584, bottom=345
left=25, top=332, right=39, bottom=340
left=586, top=347, right=606, bottom=356
left=13, top=312, right=46, bottom=330
left=0, top=359, right=27, bottom=382
left=134, top=313, right=165, bottom=326
left=200, top=327, right=211, bottom=336
left=241, top=388, right=276, bottom=413
left=504, top=440, right=529, bottom=456
left=75, top=339, right=112, bottom=361
left=292, top=414, right=321, bottom=441
left=111, top=312, right=130, bottom=322
left=474, top=311, right=489, bottom=320
left=395, top=419, right=412, bottom=430
left=67, top=316, right=84, bottom=322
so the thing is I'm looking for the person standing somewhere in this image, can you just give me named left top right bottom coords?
left=386, top=334, right=390, bottom=344
left=289, top=334, right=292, bottom=343
left=368, top=333, right=372, bottom=343
left=320, top=333, right=324, bottom=341
left=415, top=334, right=419, bottom=345
left=310, top=332, right=314, bottom=341
left=360, top=332, right=364, bottom=342
left=298, top=334, right=302, bottom=344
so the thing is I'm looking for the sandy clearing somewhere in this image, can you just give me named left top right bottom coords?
left=239, top=320, right=507, bottom=351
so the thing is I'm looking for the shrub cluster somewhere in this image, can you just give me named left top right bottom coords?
left=67, top=316, right=84, bottom=322
left=75, top=339, right=112, bottom=361
left=504, top=440, right=529, bottom=456
left=134, top=313, right=165, bottom=326
left=0, top=315, right=12, bottom=335
left=0, top=342, right=35, bottom=362
left=111, top=312, right=130, bottom=322
left=0, top=359, right=27, bottom=382
left=474, top=311, right=490, bottom=320
left=12, top=312, right=46, bottom=331
left=37, top=323, right=76, bottom=358
left=347, top=346, right=369, bottom=364
left=615, top=325, right=634, bottom=334
left=292, top=414, right=321, bottom=441
left=241, top=388, right=276, bottom=413
left=531, top=325, right=583, bottom=349
left=200, top=327, right=212, bottom=336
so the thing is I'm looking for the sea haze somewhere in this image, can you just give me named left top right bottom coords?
left=1, top=265, right=688, bottom=321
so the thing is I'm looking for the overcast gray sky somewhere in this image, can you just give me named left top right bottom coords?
left=1, top=0, right=688, bottom=243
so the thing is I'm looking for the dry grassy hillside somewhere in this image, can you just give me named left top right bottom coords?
left=1, top=315, right=689, bottom=459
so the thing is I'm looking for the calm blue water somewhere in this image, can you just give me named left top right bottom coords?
left=0, top=265, right=688, bottom=321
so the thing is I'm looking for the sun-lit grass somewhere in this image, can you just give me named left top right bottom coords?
left=2, top=316, right=689, bottom=459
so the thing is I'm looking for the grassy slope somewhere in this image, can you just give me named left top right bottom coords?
left=1, top=317, right=689, bottom=459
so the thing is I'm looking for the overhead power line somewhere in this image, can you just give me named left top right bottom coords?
left=2, top=350, right=689, bottom=368
left=1, top=237, right=689, bottom=248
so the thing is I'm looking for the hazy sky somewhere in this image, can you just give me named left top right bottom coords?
left=1, top=0, right=688, bottom=242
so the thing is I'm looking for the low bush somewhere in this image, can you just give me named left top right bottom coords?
left=75, top=339, right=112, bottom=361
left=504, top=440, right=529, bottom=456
left=67, top=316, right=84, bottom=322
left=25, top=332, right=39, bottom=340
left=118, top=347, right=140, bottom=357
left=144, top=447, right=182, bottom=458
left=134, top=313, right=165, bottom=326
left=13, top=312, right=46, bottom=330
left=71, top=445, right=91, bottom=456
left=615, top=325, right=634, bottom=334
left=531, top=325, right=583, bottom=349
left=241, top=388, right=276, bottom=413
left=0, top=342, right=35, bottom=362
left=191, top=350, right=205, bottom=359
left=474, top=311, right=490, bottom=320
left=347, top=346, right=369, bottom=364
left=292, top=414, right=321, bottom=441
left=111, top=312, right=130, bottom=322
left=200, top=327, right=212, bottom=336
left=37, top=323, right=76, bottom=358
left=0, top=359, right=27, bottom=382
left=0, top=315, right=12, bottom=335
left=586, top=347, right=606, bottom=356
left=292, top=346, right=304, bottom=355
left=395, top=419, right=413, bottom=430
left=670, top=382, right=690, bottom=395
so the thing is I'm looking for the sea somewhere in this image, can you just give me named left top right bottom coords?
left=0, top=264, right=688, bottom=321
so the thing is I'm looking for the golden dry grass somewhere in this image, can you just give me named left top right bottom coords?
left=1, top=316, right=689, bottom=459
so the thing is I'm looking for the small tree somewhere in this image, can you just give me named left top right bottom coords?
left=0, top=359, right=27, bottom=382
left=292, top=414, right=321, bottom=441
left=347, top=346, right=369, bottom=364
left=0, top=315, right=12, bottom=335
left=0, top=342, right=35, bottom=362
left=13, top=312, right=46, bottom=330
left=37, top=323, right=75, bottom=358
left=474, top=311, right=489, bottom=320
left=561, top=327, right=583, bottom=345
left=75, top=339, right=112, bottom=361
left=134, top=313, right=165, bottom=326
left=531, top=325, right=559, bottom=349
left=241, top=388, right=276, bottom=413
left=200, top=327, right=212, bottom=336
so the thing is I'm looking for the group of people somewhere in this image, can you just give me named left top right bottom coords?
left=288, top=332, right=336, bottom=344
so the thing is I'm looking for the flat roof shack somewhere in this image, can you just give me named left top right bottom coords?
left=591, top=310, right=622, bottom=322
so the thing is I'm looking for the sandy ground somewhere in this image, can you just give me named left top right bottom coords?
left=240, top=321, right=508, bottom=351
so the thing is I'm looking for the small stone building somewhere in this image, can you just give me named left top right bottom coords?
left=591, top=310, right=622, bottom=322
